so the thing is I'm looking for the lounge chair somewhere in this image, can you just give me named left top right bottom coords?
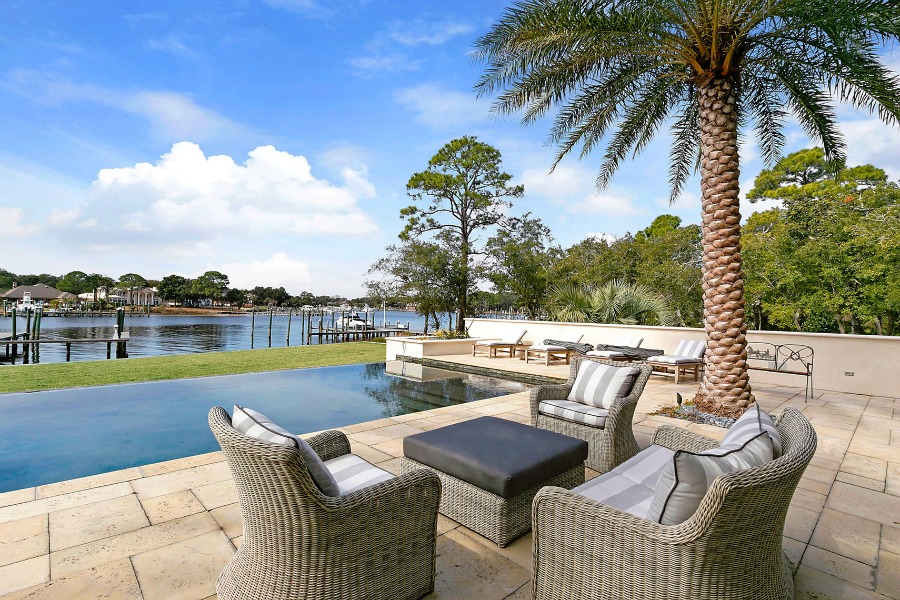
left=208, top=406, right=441, bottom=600
left=585, top=335, right=644, bottom=361
left=524, top=334, right=584, bottom=365
left=472, top=329, right=527, bottom=358
left=645, top=339, right=706, bottom=383
left=532, top=406, right=816, bottom=600
left=530, top=356, right=651, bottom=473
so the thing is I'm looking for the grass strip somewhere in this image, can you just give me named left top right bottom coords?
left=0, top=342, right=386, bottom=393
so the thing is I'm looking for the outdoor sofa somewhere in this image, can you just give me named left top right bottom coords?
left=531, top=356, right=652, bottom=473
left=209, top=406, right=441, bottom=600
left=531, top=405, right=817, bottom=600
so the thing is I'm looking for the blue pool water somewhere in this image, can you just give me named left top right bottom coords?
left=0, top=362, right=528, bottom=492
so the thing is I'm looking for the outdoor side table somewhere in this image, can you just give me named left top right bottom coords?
left=401, top=416, right=587, bottom=547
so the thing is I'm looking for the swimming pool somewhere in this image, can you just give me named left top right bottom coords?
left=0, top=361, right=528, bottom=492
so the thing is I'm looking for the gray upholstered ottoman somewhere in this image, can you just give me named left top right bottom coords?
left=401, top=416, right=588, bottom=547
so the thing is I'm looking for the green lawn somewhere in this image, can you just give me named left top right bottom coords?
left=0, top=342, right=387, bottom=393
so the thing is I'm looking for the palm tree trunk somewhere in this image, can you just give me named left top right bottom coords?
left=696, top=77, right=753, bottom=412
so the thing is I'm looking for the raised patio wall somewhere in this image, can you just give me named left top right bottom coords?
left=462, top=318, right=900, bottom=397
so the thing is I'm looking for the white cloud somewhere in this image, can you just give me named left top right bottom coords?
left=4, top=70, right=249, bottom=142
left=842, top=118, right=900, bottom=179
left=349, top=52, right=421, bottom=76
left=520, top=162, right=641, bottom=216
left=521, top=164, right=589, bottom=198
left=86, top=142, right=379, bottom=241
left=260, top=0, right=318, bottom=13
left=0, top=208, right=40, bottom=239
left=387, top=19, right=475, bottom=46
left=395, top=84, right=491, bottom=129
left=349, top=17, right=474, bottom=76
left=221, top=253, right=311, bottom=294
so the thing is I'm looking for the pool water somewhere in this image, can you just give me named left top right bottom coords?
left=0, top=361, right=528, bottom=492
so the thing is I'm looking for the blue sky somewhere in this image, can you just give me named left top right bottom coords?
left=3, top=1, right=899, bottom=297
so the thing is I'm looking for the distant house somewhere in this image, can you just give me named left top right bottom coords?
left=2, top=283, right=77, bottom=303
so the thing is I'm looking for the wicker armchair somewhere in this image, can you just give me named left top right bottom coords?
left=208, top=407, right=441, bottom=600
left=531, top=407, right=817, bottom=600
left=530, top=357, right=651, bottom=473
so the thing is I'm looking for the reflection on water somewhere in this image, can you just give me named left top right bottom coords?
left=0, top=361, right=529, bottom=491
left=3, top=311, right=442, bottom=363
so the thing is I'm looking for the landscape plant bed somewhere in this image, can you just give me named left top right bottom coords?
left=0, top=342, right=386, bottom=393
left=651, top=395, right=740, bottom=428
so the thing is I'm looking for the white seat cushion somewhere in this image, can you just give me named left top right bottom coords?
left=539, top=400, right=608, bottom=428
left=647, top=432, right=774, bottom=525
left=232, top=405, right=341, bottom=497
left=572, top=445, right=674, bottom=518
left=529, top=344, right=568, bottom=352
left=325, top=454, right=395, bottom=495
left=585, top=350, right=627, bottom=359
left=646, top=355, right=703, bottom=365
left=567, top=361, right=640, bottom=408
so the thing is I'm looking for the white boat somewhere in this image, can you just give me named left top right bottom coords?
left=338, top=313, right=369, bottom=330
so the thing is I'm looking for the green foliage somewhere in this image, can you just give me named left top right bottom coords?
left=194, top=271, right=230, bottom=304
left=475, top=0, right=900, bottom=201
left=547, top=280, right=675, bottom=326
left=743, top=154, right=900, bottom=334
left=401, top=136, right=524, bottom=331
left=433, top=329, right=470, bottom=340
left=550, top=216, right=702, bottom=326
left=158, top=274, right=190, bottom=304
left=367, top=239, right=460, bottom=334
left=250, top=286, right=290, bottom=307
left=484, top=213, right=556, bottom=319
left=56, top=271, right=90, bottom=295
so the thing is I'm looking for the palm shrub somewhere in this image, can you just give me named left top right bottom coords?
left=548, top=280, right=675, bottom=325
left=475, top=0, right=900, bottom=411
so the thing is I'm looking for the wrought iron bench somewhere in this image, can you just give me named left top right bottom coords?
left=746, top=342, right=814, bottom=399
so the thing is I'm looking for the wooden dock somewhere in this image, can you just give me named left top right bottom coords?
left=2, top=335, right=128, bottom=364
left=305, top=326, right=415, bottom=344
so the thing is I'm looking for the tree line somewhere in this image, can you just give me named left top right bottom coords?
left=0, top=269, right=359, bottom=309
left=367, top=140, right=899, bottom=337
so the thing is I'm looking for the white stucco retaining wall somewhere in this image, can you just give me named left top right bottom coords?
left=463, top=319, right=899, bottom=397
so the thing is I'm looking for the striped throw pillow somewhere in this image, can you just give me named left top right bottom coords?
left=721, top=403, right=782, bottom=458
left=647, top=432, right=774, bottom=525
left=232, top=405, right=341, bottom=497
left=325, top=454, right=395, bottom=495
left=567, top=361, right=640, bottom=409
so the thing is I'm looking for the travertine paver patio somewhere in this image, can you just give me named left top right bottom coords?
left=0, top=355, right=898, bottom=599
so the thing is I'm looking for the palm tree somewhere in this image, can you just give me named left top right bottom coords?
left=475, top=0, right=900, bottom=412
left=548, top=280, right=675, bottom=325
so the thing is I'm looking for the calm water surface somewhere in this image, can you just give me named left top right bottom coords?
left=3, top=310, right=446, bottom=363
left=0, top=361, right=528, bottom=492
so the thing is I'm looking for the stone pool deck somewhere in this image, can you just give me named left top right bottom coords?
left=0, top=355, right=898, bottom=599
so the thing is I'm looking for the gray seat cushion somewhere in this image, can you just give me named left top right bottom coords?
left=572, top=444, right=674, bottom=518
left=403, top=416, right=588, bottom=499
left=538, top=399, right=608, bottom=428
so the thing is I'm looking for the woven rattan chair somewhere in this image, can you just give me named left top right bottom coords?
left=530, top=356, right=651, bottom=473
left=208, top=407, right=441, bottom=600
left=531, top=407, right=817, bottom=600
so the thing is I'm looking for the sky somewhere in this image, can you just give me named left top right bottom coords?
left=2, top=1, right=900, bottom=297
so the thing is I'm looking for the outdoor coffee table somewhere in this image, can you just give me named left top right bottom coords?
left=401, top=416, right=588, bottom=547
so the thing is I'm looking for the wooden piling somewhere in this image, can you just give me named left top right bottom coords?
left=286, top=309, right=292, bottom=346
